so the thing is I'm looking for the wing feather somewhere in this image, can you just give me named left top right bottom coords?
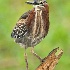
left=11, top=11, right=31, bottom=38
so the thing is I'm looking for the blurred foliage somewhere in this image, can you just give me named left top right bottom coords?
left=0, top=0, right=70, bottom=70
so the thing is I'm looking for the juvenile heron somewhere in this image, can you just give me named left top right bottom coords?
left=11, top=0, right=49, bottom=70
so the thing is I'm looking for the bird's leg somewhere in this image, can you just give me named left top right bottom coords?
left=24, top=50, right=29, bottom=70
left=30, top=47, right=43, bottom=62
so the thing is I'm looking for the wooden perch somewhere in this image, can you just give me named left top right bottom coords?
left=36, top=47, right=63, bottom=70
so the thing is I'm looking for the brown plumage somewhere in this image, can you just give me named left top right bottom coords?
left=11, top=1, right=49, bottom=49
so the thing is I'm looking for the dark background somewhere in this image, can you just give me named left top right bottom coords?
left=0, top=0, right=70, bottom=70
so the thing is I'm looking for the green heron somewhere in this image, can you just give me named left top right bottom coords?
left=11, top=0, right=49, bottom=70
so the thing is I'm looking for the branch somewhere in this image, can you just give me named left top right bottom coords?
left=36, top=47, right=63, bottom=70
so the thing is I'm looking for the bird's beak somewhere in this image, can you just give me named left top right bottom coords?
left=25, top=1, right=39, bottom=5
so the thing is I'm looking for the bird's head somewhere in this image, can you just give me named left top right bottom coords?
left=25, top=0, right=47, bottom=6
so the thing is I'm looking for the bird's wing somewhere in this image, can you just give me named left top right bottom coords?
left=11, top=9, right=35, bottom=38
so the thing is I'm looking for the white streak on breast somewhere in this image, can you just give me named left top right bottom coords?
left=32, top=5, right=39, bottom=37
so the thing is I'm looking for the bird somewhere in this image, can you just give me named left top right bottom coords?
left=11, top=0, right=49, bottom=70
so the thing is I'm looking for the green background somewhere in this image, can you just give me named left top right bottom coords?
left=0, top=0, right=70, bottom=70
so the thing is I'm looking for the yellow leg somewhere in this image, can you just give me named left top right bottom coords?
left=24, top=52, right=29, bottom=70
left=31, top=47, right=43, bottom=62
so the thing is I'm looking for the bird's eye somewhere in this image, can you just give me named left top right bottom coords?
left=40, top=2, right=43, bottom=4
